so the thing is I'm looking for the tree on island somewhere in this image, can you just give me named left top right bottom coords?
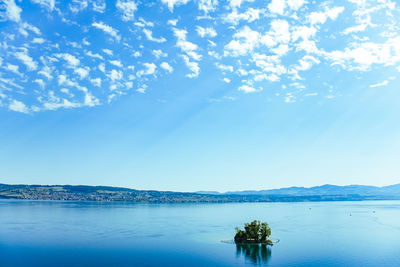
left=234, top=220, right=272, bottom=245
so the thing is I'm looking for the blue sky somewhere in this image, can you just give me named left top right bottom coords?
left=0, top=0, right=399, bottom=191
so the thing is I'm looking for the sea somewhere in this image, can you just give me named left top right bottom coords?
left=1, top=200, right=399, bottom=266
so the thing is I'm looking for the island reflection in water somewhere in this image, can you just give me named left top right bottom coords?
left=236, top=243, right=271, bottom=264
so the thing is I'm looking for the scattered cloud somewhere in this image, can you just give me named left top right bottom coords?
left=160, top=62, right=173, bottom=73
left=223, top=8, right=261, bottom=25
left=238, top=84, right=257, bottom=93
left=1, top=0, right=399, bottom=113
left=143, top=29, right=166, bottom=43
left=116, top=0, right=137, bottom=21
left=369, top=80, right=388, bottom=88
left=196, top=26, right=217, bottom=38
left=9, top=99, right=29, bottom=113
left=92, top=22, right=121, bottom=41
left=198, top=0, right=218, bottom=14
left=181, top=55, right=199, bottom=78
left=161, top=0, right=190, bottom=12
left=74, top=67, right=89, bottom=79
left=15, top=50, right=38, bottom=71
left=109, top=60, right=123, bottom=67
left=54, top=53, right=80, bottom=67
left=153, top=49, right=168, bottom=59
left=6, top=63, right=20, bottom=75
left=309, top=6, right=344, bottom=25
left=2, top=0, right=22, bottom=22
left=31, top=0, right=56, bottom=11
left=137, top=63, right=157, bottom=77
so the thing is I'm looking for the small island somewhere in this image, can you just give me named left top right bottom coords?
left=234, top=220, right=273, bottom=245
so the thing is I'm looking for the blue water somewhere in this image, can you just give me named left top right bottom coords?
left=1, top=200, right=399, bottom=266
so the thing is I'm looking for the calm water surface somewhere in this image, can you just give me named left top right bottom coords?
left=0, top=200, right=399, bottom=266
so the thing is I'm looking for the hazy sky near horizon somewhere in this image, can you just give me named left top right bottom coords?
left=0, top=0, right=400, bottom=191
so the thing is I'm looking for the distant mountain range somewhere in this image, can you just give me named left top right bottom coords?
left=0, top=183, right=399, bottom=203
left=198, top=184, right=400, bottom=196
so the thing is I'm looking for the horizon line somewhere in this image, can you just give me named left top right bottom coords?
left=1, top=181, right=399, bottom=194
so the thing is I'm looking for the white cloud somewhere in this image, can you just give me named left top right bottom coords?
left=98, top=63, right=106, bottom=73
left=196, top=26, right=217, bottom=38
left=15, top=50, right=38, bottom=71
left=160, top=62, right=173, bottom=73
left=9, top=99, right=29, bottom=113
left=2, top=0, right=399, bottom=113
left=225, top=19, right=292, bottom=57
left=268, top=0, right=286, bottom=15
left=143, top=29, right=166, bottom=43
left=102, top=49, right=113, bottom=56
left=225, top=26, right=260, bottom=56
left=139, top=18, right=154, bottom=27
left=216, top=63, right=233, bottom=72
left=238, top=84, right=257, bottom=93
left=0, top=77, right=23, bottom=90
left=108, top=69, right=123, bottom=81
left=284, top=93, right=296, bottom=103
left=38, top=65, right=53, bottom=79
left=343, top=24, right=367, bottom=35
left=54, top=53, right=80, bottom=67
left=236, top=68, right=248, bottom=76
left=86, top=51, right=104, bottom=60
left=34, top=79, right=45, bottom=88
left=229, top=0, right=254, bottom=9
left=287, top=0, right=306, bottom=10
left=136, top=84, right=147, bottom=93
left=109, top=60, right=123, bottom=67
left=223, top=8, right=261, bottom=25
left=186, top=51, right=202, bottom=60
left=90, top=78, right=102, bottom=87
left=198, top=0, right=218, bottom=14
left=167, top=19, right=178, bottom=26
left=92, top=22, right=121, bottom=41
left=323, top=36, right=400, bottom=71
left=19, top=22, right=42, bottom=37
left=32, top=38, right=45, bottom=44
left=6, top=63, right=20, bottom=75
left=267, top=0, right=305, bottom=14
left=74, top=67, right=89, bottom=79
left=369, top=80, right=388, bottom=88
left=42, top=98, right=82, bottom=111
left=2, top=0, right=22, bottom=22
left=69, top=0, right=88, bottom=13
left=173, top=28, right=200, bottom=60
left=116, top=0, right=137, bottom=21
left=137, top=63, right=157, bottom=77
left=309, top=6, right=344, bottom=25
left=92, top=0, right=106, bottom=12
left=57, top=74, right=75, bottom=87
left=60, top=88, right=71, bottom=95
left=181, top=55, right=199, bottom=78
left=161, top=0, right=190, bottom=12
left=152, top=49, right=168, bottom=59
left=83, top=90, right=100, bottom=107
left=291, top=25, right=316, bottom=42
left=31, top=0, right=55, bottom=11
left=264, top=19, right=291, bottom=47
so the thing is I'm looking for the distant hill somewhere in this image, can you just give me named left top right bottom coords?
left=1, top=183, right=399, bottom=203
left=223, top=184, right=400, bottom=196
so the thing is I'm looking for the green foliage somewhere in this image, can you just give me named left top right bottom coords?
left=234, top=220, right=272, bottom=244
